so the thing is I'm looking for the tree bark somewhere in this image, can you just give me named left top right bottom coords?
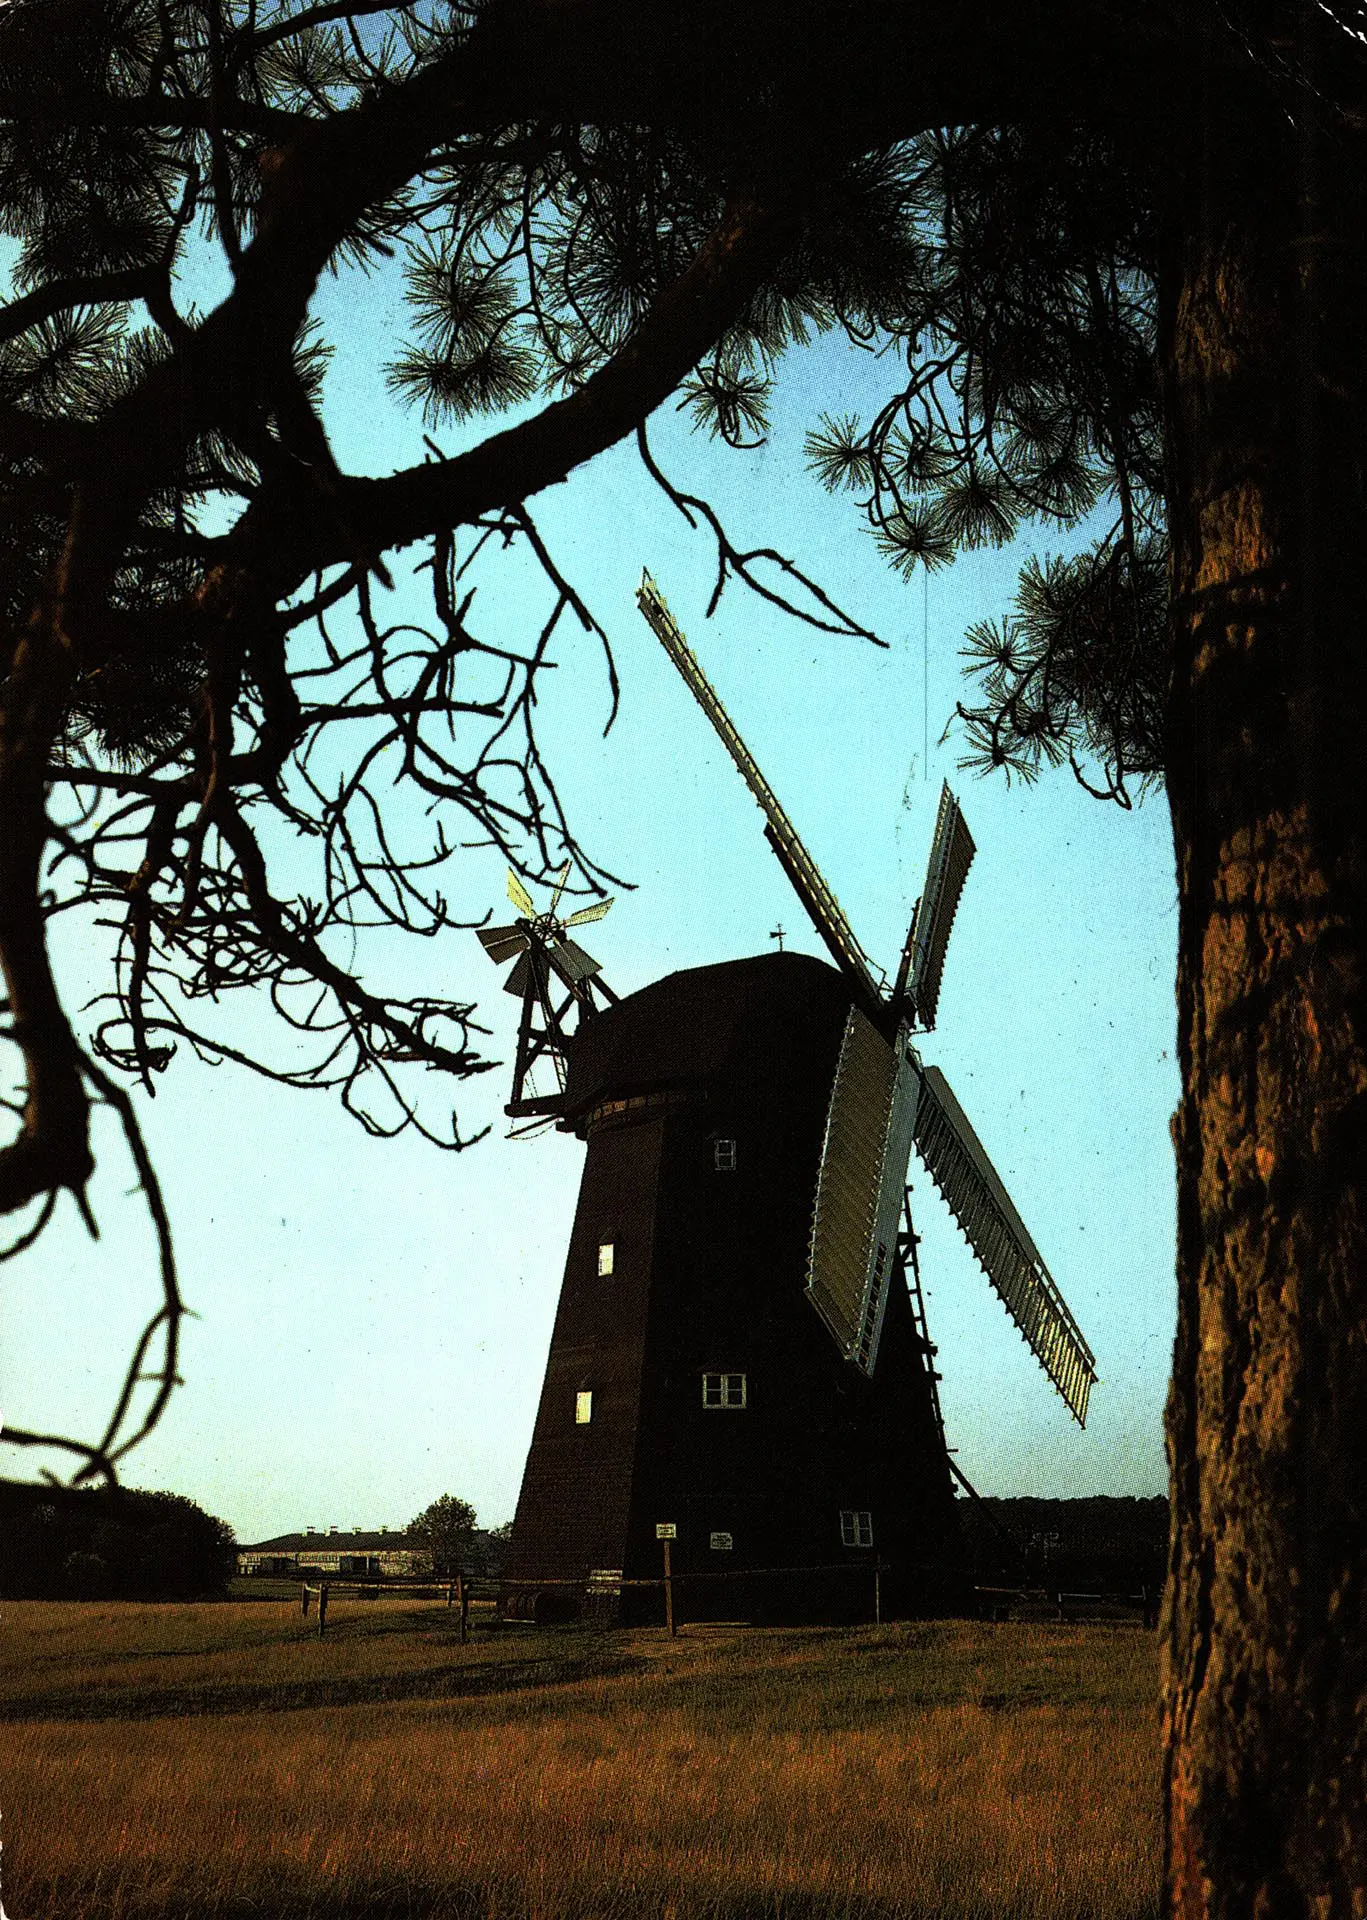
left=1160, top=80, right=1367, bottom=1920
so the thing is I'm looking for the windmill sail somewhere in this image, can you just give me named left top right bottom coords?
left=565, top=899, right=613, bottom=927
left=478, top=923, right=527, bottom=965
left=504, top=948, right=548, bottom=1003
left=637, top=572, right=885, bottom=1014
left=549, top=937, right=603, bottom=985
left=901, top=784, right=975, bottom=1029
left=911, top=1064, right=1097, bottom=1423
left=806, top=1010, right=921, bottom=1375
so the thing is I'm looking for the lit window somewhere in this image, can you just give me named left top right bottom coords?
left=597, top=1242, right=615, bottom=1277
left=713, top=1138, right=737, bottom=1172
left=575, top=1391, right=593, bottom=1424
left=840, top=1509, right=873, bottom=1549
left=702, top=1372, right=747, bottom=1409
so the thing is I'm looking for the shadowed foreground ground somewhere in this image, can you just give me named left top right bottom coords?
left=0, top=1598, right=1160, bottom=1919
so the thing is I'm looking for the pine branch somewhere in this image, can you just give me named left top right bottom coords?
left=0, top=269, right=163, bottom=347
left=222, top=186, right=803, bottom=594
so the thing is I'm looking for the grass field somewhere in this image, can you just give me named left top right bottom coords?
left=0, top=1597, right=1160, bottom=1920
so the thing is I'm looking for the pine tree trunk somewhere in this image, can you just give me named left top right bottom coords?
left=1160, top=96, right=1367, bottom=1919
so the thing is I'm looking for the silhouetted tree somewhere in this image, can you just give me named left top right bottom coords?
left=1, top=5, right=1365, bottom=1911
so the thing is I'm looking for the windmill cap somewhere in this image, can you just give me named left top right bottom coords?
left=562, top=950, right=851, bottom=1130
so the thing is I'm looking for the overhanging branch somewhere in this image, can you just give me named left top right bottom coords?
left=227, top=188, right=800, bottom=595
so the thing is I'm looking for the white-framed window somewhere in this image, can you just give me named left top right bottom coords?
left=713, top=1138, right=737, bottom=1172
left=701, top=1372, right=747, bottom=1409
left=597, top=1241, right=615, bottom=1277
left=575, top=1390, right=593, bottom=1425
left=840, top=1509, right=873, bottom=1549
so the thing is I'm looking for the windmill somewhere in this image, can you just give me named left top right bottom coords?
left=636, top=571, right=1097, bottom=1426
left=494, top=576, right=1096, bottom=1627
left=477, top=864, right=617, bottom=1123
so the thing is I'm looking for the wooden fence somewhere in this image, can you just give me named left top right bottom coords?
left=294, top=1564, right=1159, bottom=1637
left=300, top=1571, right=474, bottom=1638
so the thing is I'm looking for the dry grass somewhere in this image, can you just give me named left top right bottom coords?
left=0, top=1598, right=1160, bottom=1919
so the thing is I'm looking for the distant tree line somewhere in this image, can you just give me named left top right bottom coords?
left=955, top=1495, right=1168, bottom=1596
left=0, top=1482, right=236, bottom=1599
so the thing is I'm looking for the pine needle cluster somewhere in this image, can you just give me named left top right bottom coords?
left=800, top=125, right=1167, bottom=799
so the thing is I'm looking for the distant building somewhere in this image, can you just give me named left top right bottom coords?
left=236, top=1528, right=425, bottom=1578
left=236, top=1526, right=504, bottom=1579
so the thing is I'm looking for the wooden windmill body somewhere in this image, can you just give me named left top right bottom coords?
left=485, top=577, right=1097, bottom=1625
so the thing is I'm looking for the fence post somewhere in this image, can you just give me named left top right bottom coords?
left=318, top=1582, right=329, bottom=1638
left=301, top=1582, right=310, bottom=1618
left=874, top=1560, right=882, bottom=1626
left=458, top=1571, right=469, bottom=1644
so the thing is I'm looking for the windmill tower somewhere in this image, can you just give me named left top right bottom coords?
left=485, top=576, right=1097, bottom=1624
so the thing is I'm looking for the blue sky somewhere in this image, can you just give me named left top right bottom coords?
left=2, top=246, right=1180, bottom=1540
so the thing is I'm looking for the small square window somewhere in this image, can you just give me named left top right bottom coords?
left=701, top=1372, right=747, bottom=1409
left=575, top=1391, right=593, bottom=1425
left=597, top=1242, right=615, bottom=1277
left=713, top=1138, right=737, bottom=1172
left=840, top=1509, right=873, bottom=1549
